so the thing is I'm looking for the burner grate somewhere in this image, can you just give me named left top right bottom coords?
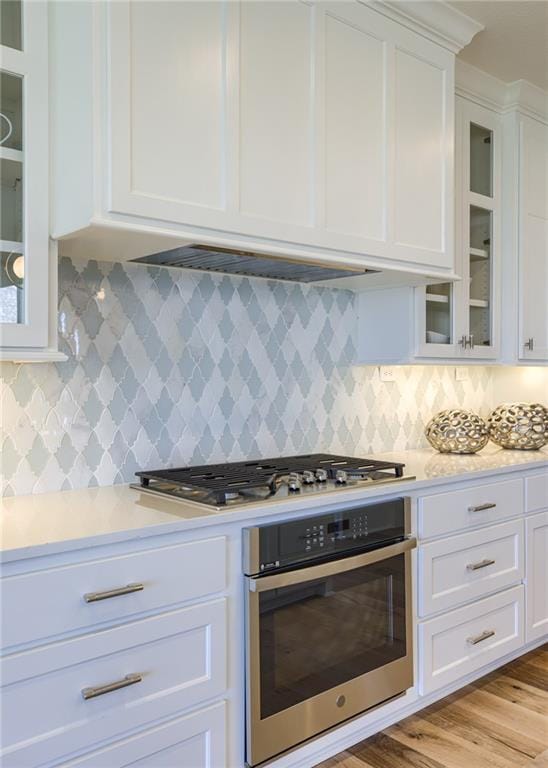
left=135, top=453, right=405, bottom=505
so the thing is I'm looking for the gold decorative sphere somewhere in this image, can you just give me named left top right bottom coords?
left=424, top=409, right=489, bottom=454
left=488, top=403, right=548, bottom=450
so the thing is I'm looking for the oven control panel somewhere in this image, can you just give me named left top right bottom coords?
left=244, top=497, right=408, bottom=575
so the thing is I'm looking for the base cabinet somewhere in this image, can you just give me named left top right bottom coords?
left=57, top=701, right=226, bottom=768
left=526, top=510, right=548, bottom=642
left=419, top=585, right=525, bottom=695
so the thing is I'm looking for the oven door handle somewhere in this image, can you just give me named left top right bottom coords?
left=248, top=537, right=417, bottom=592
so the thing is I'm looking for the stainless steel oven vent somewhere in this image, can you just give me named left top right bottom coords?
left=130, top=244, right=377, bottom=283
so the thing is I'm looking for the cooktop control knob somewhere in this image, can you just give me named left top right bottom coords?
left=315, top=469, right=328, bottom=483
left=288, top=473, right=302, bottom=492
left=335, top=469, right=348, bottom=484
left=302, top=470, right=315, bottom=484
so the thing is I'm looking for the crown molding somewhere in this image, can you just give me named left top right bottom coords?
left=365, top=1, right=483, bottom=53
left=456, top=60, right=548, bottom=122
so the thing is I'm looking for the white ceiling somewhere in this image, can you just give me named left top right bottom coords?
left=449, top=1, right=548, bottom=90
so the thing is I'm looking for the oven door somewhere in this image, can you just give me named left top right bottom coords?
left=245, top=537, right=416, bottom=766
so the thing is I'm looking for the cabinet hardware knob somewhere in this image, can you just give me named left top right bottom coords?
left=467, top=629, right=495, bottom=646
left=468, top=502, right=496, bottom=512
left=83, top=583, right=144, bottom=603
left=524, top=337, right=534, bottom=351
left=82, top=673, right=143, bottom=700
left=467, top=558, right=496, bottom=571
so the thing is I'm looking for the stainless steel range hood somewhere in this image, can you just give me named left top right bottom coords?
left=130, top=244, right=378, bottom=283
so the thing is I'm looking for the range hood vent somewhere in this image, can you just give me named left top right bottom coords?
left=130, top=244, right=378, bottom=283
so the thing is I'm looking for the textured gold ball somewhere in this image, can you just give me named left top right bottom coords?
left=424, top=409, right=489, bottom=454
left=488, top=403, right=548, bottom=450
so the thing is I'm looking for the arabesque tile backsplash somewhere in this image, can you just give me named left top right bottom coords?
left=0, top=257, right=494, bottom=496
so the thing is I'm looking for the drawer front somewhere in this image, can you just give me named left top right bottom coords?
left=526, top=472, right=548, bottom=513
left=419, top=585, right=524, bottom=695
left=419, top=519, right=524, bottom=617
left=1, top=536, right=226, bottom=649
left=526, top=510, right=548, bottom=643
left=1, top=599, right=226, bottom=767
left=419, top=478, right=523, bottom=539
left=56, top=701, right=226, bottom=768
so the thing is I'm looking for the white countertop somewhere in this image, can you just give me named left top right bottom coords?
left=1, top=445, right=547, bottom=563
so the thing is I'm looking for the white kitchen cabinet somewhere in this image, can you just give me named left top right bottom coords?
left=0, top=0, right=64, bottom=361
left=55, top=702, right=226, bottom=768
left=1, top=600, right=227, bottom=766
left=518, top=115, right=548, bottom=362
left=358, top=97, right=501, bottom=363
left=0, top=534, right=229, bottom=768
left=419, top=585, right=525, bottom=695
left=525, top=510, right=548, bottom=643
left=50, top=0, right=479, bottom=284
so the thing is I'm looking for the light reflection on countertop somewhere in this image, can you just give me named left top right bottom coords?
left=376, top=445, right=548, bottom=480
left=1, top=445, right=547, bottom=563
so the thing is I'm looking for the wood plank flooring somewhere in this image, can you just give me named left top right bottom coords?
left=316, top=645, right=548, bottom=768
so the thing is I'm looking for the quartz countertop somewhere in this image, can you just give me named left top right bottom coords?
left=1, top=445, right=547, bottom=564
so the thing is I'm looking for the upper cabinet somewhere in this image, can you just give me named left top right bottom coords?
left=51, top=0, right=478, bottom=285
left=357, top=96, right=502, bottom=363
left=518, top=115, right=548, bottom=362
left=0, top=0, right=63, bottom=361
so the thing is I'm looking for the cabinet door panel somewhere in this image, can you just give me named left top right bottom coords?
left=56, top=702, right=226, bottom=768
left=324, top=10, right=386, bottom=241
left=520, top=117, right=548, bottom=361
left=526, top=510, right=548, bottom=643
left=239, top=1, right=313, bottom=227
left=129, top=1, right=225, bottom=210
left=394, top=49, right=445, bottom=254
left=109, top=1, right=231, bottom=225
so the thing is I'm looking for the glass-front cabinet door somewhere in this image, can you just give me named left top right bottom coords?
left=456, top=98, right=501, bottom=359
left=0, top=0, right=50, bottom=349
left=416, top=98, right=500, bottom=360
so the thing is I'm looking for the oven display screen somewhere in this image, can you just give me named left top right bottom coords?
left=327, top=519, right=350, bottom=534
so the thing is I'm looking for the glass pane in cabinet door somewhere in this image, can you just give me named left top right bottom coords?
left=0, top=71, right=23, bottom=150
left=0, top=0, right=22, bottom=50
left=469, top=205, right=492, bottom=348
left=425, top=283, right=452, bottom=345
left=0, top=157, right=24, bottom=324
left=470, top=123, right=493, bottom=197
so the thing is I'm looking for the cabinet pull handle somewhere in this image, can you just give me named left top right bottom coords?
left=524, top=337, right=534, bottom=351
left=460, top=335, right=469, bottom=349
left=468, top=502, right=496, bottom=512
left=469, top=334, right=474, bottom=350
left=82, top=673, right=143, bottom=700
left=467, top=558, right=496, bottom=571
left=83, top=583, right=144, bottom=603
left=467, top=629, right=495, bottom=646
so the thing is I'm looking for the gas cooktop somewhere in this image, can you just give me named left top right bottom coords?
left=132, top=453, right=414, bottom=510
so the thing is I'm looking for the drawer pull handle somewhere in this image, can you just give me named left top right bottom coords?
left=468, top=503, right=496, bottom=512
left=84, top=583, right=144, bottom=603
left=467, top=629, right=495, bottom=646
left=82, top=673, right=143, bottom=700
left=467, top=558, right=496, bottom=571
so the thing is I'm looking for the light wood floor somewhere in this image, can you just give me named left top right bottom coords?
left=316, top=645, right=548, bottom=768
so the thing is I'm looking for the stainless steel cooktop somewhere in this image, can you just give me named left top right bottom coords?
left=132, top=453, right=414, bottom=510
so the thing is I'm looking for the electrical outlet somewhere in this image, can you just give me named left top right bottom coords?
left=379, top=366, right=396, bottom=383
left=455, top=367, right=469, bottom=381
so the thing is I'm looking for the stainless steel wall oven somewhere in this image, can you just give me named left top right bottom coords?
left=243, top=497, right=416, bottom=766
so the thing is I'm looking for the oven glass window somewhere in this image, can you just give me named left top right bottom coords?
left=258, top=554, right=407, bottom=718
